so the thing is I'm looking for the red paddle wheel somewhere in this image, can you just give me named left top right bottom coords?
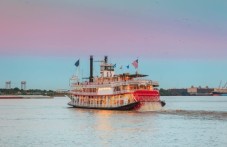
left=133, top=90, right=161, bottom=110
left=133, top=90, right=160, bottom=102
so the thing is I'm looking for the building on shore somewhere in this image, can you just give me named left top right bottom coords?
left=187, top=86, right=214, bottom=96
left=5, top=81, right=11, bottom=89
left=21, top=81, right=26, bottom=90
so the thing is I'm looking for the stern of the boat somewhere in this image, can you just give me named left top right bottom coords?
left=133, top=90, right=165, bottom=111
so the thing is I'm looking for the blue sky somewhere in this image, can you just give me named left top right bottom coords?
left=0, top=56, right=226, bottom=90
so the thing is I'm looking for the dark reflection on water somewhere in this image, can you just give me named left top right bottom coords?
left=0, top=96, right=227, bottom=147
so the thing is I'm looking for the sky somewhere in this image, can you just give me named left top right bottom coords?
left=0, top=0, right=227, bottom=90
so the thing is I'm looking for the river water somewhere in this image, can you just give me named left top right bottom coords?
left=0, top=96, right=227, bottom=147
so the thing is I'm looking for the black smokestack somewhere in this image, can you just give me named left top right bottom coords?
left=89, top=55, right=93, bottom=82
left=104, top=56, right=108, bottom=63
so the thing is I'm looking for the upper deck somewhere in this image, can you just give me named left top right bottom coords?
left=71, top=78, right=159, bottom=89
left=70, top=56, right=159, bottom=94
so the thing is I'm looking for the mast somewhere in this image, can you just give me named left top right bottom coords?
left=104, top=56, right=108, bottom=64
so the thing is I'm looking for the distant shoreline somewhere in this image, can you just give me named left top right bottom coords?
left=0, top=95, right=53, bottom=99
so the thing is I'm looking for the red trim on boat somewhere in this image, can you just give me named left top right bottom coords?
left=133, top=90, right=160, bottom=102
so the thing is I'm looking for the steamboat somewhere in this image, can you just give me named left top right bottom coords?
left=68, top=56, right=165, bottom=111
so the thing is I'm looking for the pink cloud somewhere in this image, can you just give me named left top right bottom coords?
left=0, top=1, right=226, bottom=59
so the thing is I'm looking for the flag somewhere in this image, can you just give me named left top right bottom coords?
left=126, top=65, right=129, bottom=69
left=113, top=64, right=116, bottom=68
left=132, top=59, right=138, bottom=69
left=75, top=59, right=80, bottom=67
left=119, top=65, right=123, bottom=69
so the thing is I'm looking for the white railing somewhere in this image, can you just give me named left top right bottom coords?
left=71, top=79, right=159, bottom=89
left=70, top=89, right=135, bottom=95
left=113, top=89, right=134, bottom=94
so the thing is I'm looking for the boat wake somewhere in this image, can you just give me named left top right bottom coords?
left=157, top=109, right=227, bottom=120
left=137, top=102, right=163, bottom=112
left=136, top=102, right=227, bottom=120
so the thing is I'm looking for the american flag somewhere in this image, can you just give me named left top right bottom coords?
left=132, top=59, right=138, bottom=69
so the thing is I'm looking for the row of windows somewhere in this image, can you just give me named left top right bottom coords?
left=77, top=85, right=151, bottom=93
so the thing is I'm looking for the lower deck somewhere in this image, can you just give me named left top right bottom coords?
left=69, top=94, right=134, bottom=109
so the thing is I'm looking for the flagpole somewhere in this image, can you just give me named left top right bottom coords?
left=78, top=64, right=81, bottom=81
left=75, top=66, right=78, bottom=80
left=137, top=58, right=139, bottom=75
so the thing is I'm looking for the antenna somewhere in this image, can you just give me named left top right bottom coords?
left=223, top=81, right=227, bottom=89
left=218, top=80, right=222, bottom=89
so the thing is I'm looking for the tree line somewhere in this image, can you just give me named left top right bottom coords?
left=159, top=88, right=190, bottom=96
left=0, top=88, right=55, bottom=96
left=1, top=87, right=190, bottom=96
